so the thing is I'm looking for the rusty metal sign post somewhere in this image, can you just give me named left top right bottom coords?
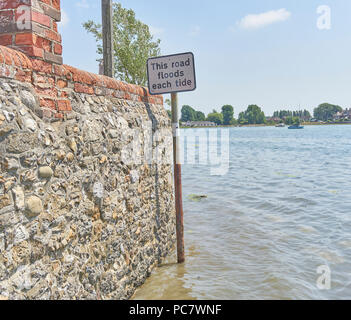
left=147, top=52, right=196, bottom=264
left=171, top=92, right=185, bottom=263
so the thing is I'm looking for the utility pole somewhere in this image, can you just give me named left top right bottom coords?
left=101, top=0, right=114, bottom=77
left=171, top=93, right=185, bottom=263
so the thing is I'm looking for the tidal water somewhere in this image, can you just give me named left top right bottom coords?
left=133, top=125, right=351, bottom=300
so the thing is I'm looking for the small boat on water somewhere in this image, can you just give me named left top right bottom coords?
left=288, top=125, right=304, bottom=129
left=275, top=123, right=285, bottom=127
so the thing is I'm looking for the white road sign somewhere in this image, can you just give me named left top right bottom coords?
left=147, top=52, right=196, bottom=95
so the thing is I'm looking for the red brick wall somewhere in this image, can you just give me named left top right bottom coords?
left=0, top=0, right=62, bottom=64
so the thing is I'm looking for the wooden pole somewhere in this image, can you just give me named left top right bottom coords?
left=171, top=93, right=185, bottom=264
left=101, top=0, right=114, bottom=77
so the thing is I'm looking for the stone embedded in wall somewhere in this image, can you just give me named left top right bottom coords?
left=0, top=194, right=11, bottom=210
left=67, top=138, right=77, bottom=154
left=130, top=170, right=140, bottom=184
left=14, top=225, right=29, bottom=245
left=25, top=196, right=43, bottom=217
left=24, top=117, right=37, bottom=131
left=5, top=132, right=39, bottom=153
left=38, top=166, right=53, bottom=179
left=3, top=158, right=19, bottom=171
left=0, top=126, right=13, bottom=137
left=20, top=90, right=37, bottom=111
left=12, top=186, right=25, bottom=210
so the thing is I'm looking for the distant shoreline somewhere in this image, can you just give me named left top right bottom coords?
left=181, top=122, right=351, bottom=129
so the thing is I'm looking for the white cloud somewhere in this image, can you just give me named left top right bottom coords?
left=149, top=26, right=165, bottom=37
left=188, top=26, right=201, bottom=37
left=76, top=0, right=90, bottom=9
left=238, top=8, right=291, bottom=29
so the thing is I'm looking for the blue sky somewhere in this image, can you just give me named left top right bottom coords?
left=59, top=0, right=351, bottom=117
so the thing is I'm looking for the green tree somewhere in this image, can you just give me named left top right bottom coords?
left=284, top=116, right=293, bottom=125
left=221, top=105, right=234, bottom=125
left=83, top=2, right=161, bottom=86
left=240, top=105, right=266, bottom=124
left=165, top=99, right=171, bottom=107
left=207, top=110, right=223, bottom=125
left=238, top=112, right=248, bottom=124
left=164, top=99, right=172, bottom=119
left=303, top=109, right=311, bottom=120
left=180, top=105, right=196, bottom=122
left=285, top=116, right=300, bottom=125
left=314, top=103, right=343, bottom=121
left=293, top=117, right=301, bottom=125
left=195, top=111, right=206, bottom=121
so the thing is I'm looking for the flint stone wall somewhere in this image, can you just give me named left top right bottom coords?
left=0, top=77, right=176, bottom=300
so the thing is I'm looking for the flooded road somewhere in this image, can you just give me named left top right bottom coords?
left=133, top=125, right=351, bottom=300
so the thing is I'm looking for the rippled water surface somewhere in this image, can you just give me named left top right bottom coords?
left=133, top=125, right=351, bottom=300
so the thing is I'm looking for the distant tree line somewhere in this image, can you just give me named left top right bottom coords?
left=164, top=102, right=347, bottom=126
left=179, top=105, right=236, bottom=125
left=272, top=103, right=345, bottom=123
left=273, top=109, right=311, bottom=120
left=270, top=109, right=311, bottom=125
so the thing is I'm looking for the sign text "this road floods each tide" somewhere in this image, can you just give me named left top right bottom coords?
left=147, top=52, right=196, bottom=95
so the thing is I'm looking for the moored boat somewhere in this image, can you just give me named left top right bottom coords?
left=288, top=125, right=304, bottom=129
